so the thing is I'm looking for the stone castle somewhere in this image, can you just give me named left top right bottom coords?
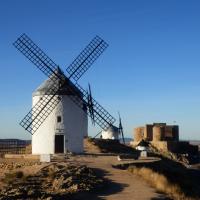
left=132, top=122, right=198, bottom=154
left=134, top=123, right=179, bottom=142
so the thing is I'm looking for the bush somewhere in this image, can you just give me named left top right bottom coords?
left=3, top=171, right=24, bottom=184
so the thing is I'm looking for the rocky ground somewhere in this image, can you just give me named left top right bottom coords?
left=0, top=139, right=199, bottom=200
left=0, top=139, right=141, bottom=200
left=147, top=142, right=200, bottom=166
left=0, top=162, right=104, bottom=200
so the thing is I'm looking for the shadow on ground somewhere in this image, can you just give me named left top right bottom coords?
left=49, top=168, right=128, bottom=200
left=0, top=166, right=128, bottom=200
left=151, top=192, right=173, bottom=200
left=113, top=157, right=200, bottom=199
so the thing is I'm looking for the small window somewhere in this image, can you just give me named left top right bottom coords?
left=57, top=116, right=61, bottom=123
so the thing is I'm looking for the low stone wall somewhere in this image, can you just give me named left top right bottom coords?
left=4, top=154, right=39, bottom=160
left=151, top=141, right=177, bottom=152
left=151, top=141, right=199, bottom=154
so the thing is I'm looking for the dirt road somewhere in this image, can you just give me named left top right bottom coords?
left=0, top=155, right=169, bottom=199
left=68, top=155, right=169, bottom=200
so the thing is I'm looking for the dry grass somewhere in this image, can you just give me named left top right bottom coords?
left=115, top=156, right=200, bottom=200
left=86, top=138, right=140, bottom=154
left=3, top=171, right=25, bottom=184
left=0, top=163, right=105, bottom=199
left=128, top=166, right=186, bottom=199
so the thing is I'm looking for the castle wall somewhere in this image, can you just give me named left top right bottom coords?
left=153, top=126, right=164, bottom=141
left=151, top=141, right=178, bottom=152
left=144, top=124, right=153, bottom=140
left=140, top=123, right=179, bottom=142
left=134, top=127, right=144, bottom=142
left=151, top=141, right=198, bottom=154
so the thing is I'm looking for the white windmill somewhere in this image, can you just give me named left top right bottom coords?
left=101, top=112, right=125, bottom=143
left=14, top=34, right=116, bottom=154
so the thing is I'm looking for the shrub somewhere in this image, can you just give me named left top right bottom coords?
left=3, top=171, right=24, bottom=184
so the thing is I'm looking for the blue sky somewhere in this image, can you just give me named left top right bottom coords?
left=0, top=0, right=200, bottom=140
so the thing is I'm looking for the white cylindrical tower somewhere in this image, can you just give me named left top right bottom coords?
left=31, top=74, right=88, bottom=154
left=101, top=125, right=119, bottom=140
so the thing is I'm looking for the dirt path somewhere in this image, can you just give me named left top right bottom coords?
left=68, top=155, right=169, bottom=200
left=0, top=156, right=169, bottom=199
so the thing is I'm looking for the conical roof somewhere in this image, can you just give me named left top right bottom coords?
left=32, top=69, right=82, bottom=97
left=137, top=139, right=149, bottom=147
left=106, top=125, right=119, bottom=134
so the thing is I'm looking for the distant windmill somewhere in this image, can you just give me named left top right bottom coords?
left=13, top=34, right=116, bottom=154
left=100, top=112, right=125, bottom=142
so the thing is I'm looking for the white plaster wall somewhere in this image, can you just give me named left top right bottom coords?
left=32, top=94, right=87, bottom=154
left=61, top=95, right=86, bottom=153
left=32, top=95, right=55, bottom=154
left=136, top=146, right=147, bottom=151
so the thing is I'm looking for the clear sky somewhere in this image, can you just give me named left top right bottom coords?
left=0, top=0, right=200, bottom=140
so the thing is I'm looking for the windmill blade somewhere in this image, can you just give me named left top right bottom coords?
left=20, top=78, right=113, bottom=134
left=118, top=112, right=122, bottom=130
left=13, top=34, right=71, bottom=134
left=20, top=79, right=62, bottom=134
left=118, top=112, right=125, bottom=144
left=48, top=80, right=116, bottom=131
left=74, top=83, right=116, bottom=130
left=93, top=130, right=102, bottom=139
left=13, top=33, right=63, bottom=82
left=121, top=128, right=125, bottom=144
left=20, top=94, right=61, bottom=134
left=66, top=36, right=108, bottom=82
left=20, top=75, right=84, bottom=134
left=87, top=84, right=95, bottom=125
left=14, top=33, right=114, bottom=134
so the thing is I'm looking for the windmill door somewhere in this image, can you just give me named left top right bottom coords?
left=55, top=135, right=64, bottom=153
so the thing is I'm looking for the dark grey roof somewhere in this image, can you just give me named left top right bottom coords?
left=137, top=139, right=149, bottom=147
left=33, top=70, right=82, bottom=97
left=107, top=125, right=119, bottom=133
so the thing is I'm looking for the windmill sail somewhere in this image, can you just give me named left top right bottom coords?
left=118, top=112, right=125, bottom=144
left=13, top=34, right=68, bottom=134
left=20, top=90, right=61, bottom=134
left=14, top=33, right=115, bottom=135
left=75, top=83, right=116, bottom=130
left=66, top=36, right=108, bottom=82
left=87, top=84, right=95, bottom=125
left=13, top=34, right=61, bottom=82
